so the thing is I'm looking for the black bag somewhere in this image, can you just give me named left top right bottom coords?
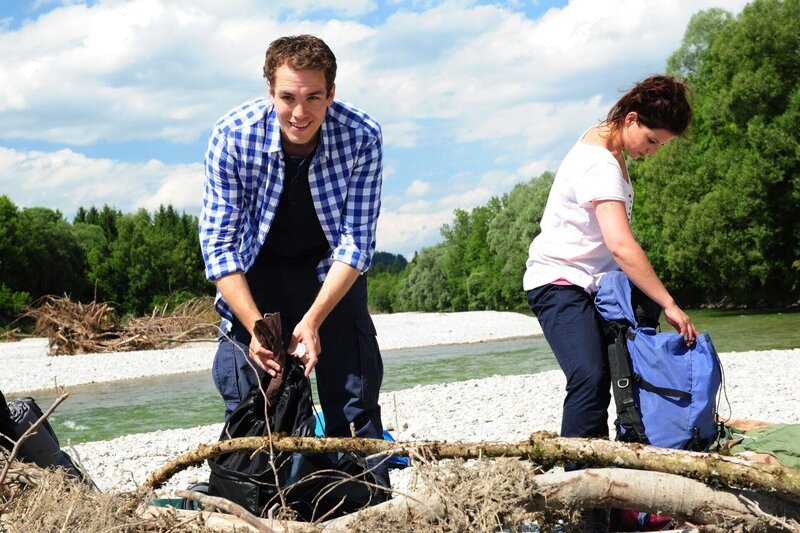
left=0, top=389, right=14, bottom=451
left=207, top=314, right=383, bottom=521
left=1, top=389, right=87, bottom=482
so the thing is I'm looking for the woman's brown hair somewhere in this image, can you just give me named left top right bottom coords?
left=606, top=75, right=692, bottom=139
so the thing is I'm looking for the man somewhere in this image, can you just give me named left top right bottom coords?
left=199, top=35, right=386, bottom=474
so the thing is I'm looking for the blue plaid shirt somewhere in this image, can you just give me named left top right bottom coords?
left=199, top=97, right=383, bottom=331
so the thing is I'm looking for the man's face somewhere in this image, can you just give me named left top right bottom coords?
left=269, top=64, right=334, bottom=157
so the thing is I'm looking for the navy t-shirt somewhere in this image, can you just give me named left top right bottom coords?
left=254, top=150, right=330, bottom=268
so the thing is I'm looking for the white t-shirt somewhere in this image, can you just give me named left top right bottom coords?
left=523, top=135, right=633, bottom=293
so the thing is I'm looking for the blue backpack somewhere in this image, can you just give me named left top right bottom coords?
left=595, top=271, right=722, bottom=451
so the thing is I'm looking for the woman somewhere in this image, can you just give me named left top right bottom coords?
left=525, top=75, right=700, bottom=440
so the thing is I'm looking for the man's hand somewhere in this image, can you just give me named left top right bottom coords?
left=287, top=261, right=361, bottom=377
left=248, top=333, right=283, bottom=377
left=288, top=318, right=320, bottom=377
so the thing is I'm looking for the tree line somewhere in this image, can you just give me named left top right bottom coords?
left=369, top=0, right=800, bottom=313
left=0, top=201, right=210, bottom=326
left=2, top=0, right=797, bottom=326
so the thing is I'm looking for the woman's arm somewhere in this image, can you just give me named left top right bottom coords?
left=594, top=199, right=699, bottom=342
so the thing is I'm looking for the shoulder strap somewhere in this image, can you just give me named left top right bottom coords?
left=606, top=323, right=649, bottom=444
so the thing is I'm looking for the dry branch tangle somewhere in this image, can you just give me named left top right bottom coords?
left=23, top=295, right=216, bottom=354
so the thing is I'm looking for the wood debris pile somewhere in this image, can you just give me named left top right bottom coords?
left=23, top=296, right=217, bottom=355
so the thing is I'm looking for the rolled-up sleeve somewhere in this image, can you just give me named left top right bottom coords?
left=331, top=130, right=382, bottom=273
left=199, top=128, right=246, bottom=281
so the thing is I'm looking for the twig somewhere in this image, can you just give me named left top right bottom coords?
left=174, top=489, right=276, bottom=533
left=0, top=392, right=69, bottom=487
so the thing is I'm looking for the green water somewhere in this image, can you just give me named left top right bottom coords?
left=38, top=310, right=800, bottom=444
left=689, top=309, right=800, bottom=352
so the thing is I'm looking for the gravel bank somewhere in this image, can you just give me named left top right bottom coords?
left=66, top=348, right=800, bottom=496
left=1, top=311, right=797, bottom=497
left=0, top=311, right=542, bottom=395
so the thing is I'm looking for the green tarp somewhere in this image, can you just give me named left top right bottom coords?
left=728, top=424, right=800, bottom=468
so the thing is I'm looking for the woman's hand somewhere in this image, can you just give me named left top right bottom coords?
left=663, top=303, right=699, bottom=345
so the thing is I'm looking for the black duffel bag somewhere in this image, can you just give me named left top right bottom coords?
left=1, top=388, right=89, bottom=483
left=207, top=314, right=383, bottom=521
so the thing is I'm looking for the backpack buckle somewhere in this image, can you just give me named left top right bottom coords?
left=617, top=378, right=630, bottom=389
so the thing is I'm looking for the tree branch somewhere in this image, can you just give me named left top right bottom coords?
left=174, top=489, right=276, bottom=533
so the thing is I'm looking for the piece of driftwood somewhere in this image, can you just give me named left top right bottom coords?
left=524, top=432, right=800, bottom=505
left=174, top=489, right=275, bottom=532
left=145, top=432, right=800, bottom=506
left=143, top=505, right=314, bottom=533
left=322, top=490, right=447, bottom=531
left=528, top=468, right=799, bottom=532
left=0, top=459, right=47, bottom=489
left=325, top=468, right=799, bottom=532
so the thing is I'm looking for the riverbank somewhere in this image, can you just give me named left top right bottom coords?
left=1, top=310, right=798, bottom=498
left=0, top=311, right=542, bottom=395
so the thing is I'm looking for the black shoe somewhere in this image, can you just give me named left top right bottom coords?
left=578, top=508, right=610, bottom=532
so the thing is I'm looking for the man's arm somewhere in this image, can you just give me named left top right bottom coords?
left=290, top=261, right=360, bottom=377
left=215, top=272, right=282, bottom=376
left=292, top=116, right=383, bottom=376
left=329, top=128, right=382, bottom=273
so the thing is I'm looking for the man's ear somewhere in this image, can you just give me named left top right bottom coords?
left=268, top=85, right=275, bottom=102
left=327, top=83, right=336, bottom=105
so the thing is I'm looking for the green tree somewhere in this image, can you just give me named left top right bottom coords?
left=440, top=200, right=503, bottom=310
left=666, top=8, right=733, bottom=77
left=486, top=172, right=554, bottom=309
left=633, top=0, right=800, bottom=305
left=367, top=270, right=403, bottom=313
left=0, top=196, right=30, bottom=323
left=14, top=207, right=86, bottom=299
left=0, top=196, right=22, bottom=290
left=395, top=244, right=451, bottom=311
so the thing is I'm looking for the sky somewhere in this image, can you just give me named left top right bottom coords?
left=0, top=0, right=748, bottom=258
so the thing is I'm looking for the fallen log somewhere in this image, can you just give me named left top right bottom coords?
left=529, top=468, right=799, bottom=532
left=524, top=432, right=800, bottom=505
left=326, top=467, right=800, bottom=532
left=145, top=432, right=800, bottom=506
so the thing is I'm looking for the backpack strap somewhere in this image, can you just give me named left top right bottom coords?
left=623, top=329, right=692, bottom=401
left=606, top=322, right=650, bottom=444
left=633, top=374, right=691, bottom=401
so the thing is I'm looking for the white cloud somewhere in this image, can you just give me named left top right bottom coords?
left=376, top=208, right=454, bottom=256
left=380, top=120, right=421, bottom=149
left=0, top=147, right=202, bottom=216
left=274, top=0, right=377, bottom=17
left=0, top=0, right=748, bottom=149
left=406, top=179, right=430, bottom=196
left=0, top=1, right=377, bottom=145
left=0, top=0, right=752, bottom=254
left=438, top=186, right=494, bottom=210
left=516, top=158, right=553, bottom=180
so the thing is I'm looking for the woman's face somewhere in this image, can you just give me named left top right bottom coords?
left=621, top=113, right=675, bottom=159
